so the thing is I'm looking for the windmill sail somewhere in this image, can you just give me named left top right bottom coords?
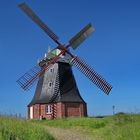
left=69, top=23, right=95, bottom=49
left=19, top=3, right=59, bottom=42
left=17, top=49, right=67, bottom=90
left=17, top=64, right=52, bottom=91
left=71, top=56, right=112, bottom=94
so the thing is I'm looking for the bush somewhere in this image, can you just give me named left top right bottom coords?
left=114, top=113, right=134, bottom=124
left=115, top=112, right=126, bottom=115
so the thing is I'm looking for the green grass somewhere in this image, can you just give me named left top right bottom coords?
left=34, top=117, right=107, bottom=128
left=0, top=116, right=54, bottom=140
left=33, top=114, right=140, bottom=140
left=0, top=114, right=140, bottom=140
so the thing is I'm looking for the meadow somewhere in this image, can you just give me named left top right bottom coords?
left=0, top=116, right=54, bottom=140
left=0, top=113, right=140, bottom=140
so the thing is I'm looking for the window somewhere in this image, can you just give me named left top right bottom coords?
left=50, top=68, right=54, bottom=73
left=46, top=105, right=52, bottom=114
left=48, top=82, right=52, bottom=87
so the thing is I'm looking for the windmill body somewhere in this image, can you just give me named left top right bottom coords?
left=28, top=49, right=87, bottom=119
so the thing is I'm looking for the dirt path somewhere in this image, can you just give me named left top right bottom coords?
left=46, top=126, right=93, bottom=140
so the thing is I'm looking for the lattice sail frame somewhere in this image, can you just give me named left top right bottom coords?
left=17, top=49, right=66, bottom=90
left=70, top=57, right=112, bottom=94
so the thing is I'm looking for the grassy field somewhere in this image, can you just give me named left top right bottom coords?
left=33, top=113, right=140, bottom=140
left=0, top=114, right=140, bottom=140
left=0, top=116, right=54, bottom=140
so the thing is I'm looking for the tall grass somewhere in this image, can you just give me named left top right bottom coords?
left=34, top=114, right=140, bottom=140
left=0, top=114, right=140, bottom=140
left=34, top=117, right=107, bottom=129
left=0, top=116, right=54, bottom=140
left=89, top=114, right=140, bottom=140
left=33, top=117, right=109, bottom=138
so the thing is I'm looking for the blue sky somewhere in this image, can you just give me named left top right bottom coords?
left=0, top=0, right=140, bottom=117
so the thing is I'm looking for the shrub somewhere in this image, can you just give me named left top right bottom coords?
left=114, top=113, right=134, bottom=125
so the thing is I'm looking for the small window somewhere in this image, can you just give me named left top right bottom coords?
left=49, top=82, right=52, bottom=87
left=46, top=105, right=52, bottom=114
left=50, top=68, right=54, bottom=72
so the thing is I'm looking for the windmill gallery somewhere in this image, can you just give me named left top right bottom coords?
left=17, top=3, right=112, bottom=119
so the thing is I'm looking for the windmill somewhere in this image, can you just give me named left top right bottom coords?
left=17, top=3, right=112, bottom=119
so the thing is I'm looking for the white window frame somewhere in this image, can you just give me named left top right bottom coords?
left=46, top=105, right=52, bottom=114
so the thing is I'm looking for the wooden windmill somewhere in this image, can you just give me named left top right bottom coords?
left=17, top=3, right=112, bottom=119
